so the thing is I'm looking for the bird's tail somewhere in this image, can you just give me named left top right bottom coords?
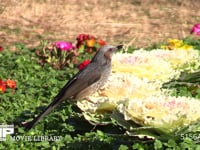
left=23, top=100, right=60, bottom=130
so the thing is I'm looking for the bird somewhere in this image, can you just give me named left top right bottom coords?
left=23, top=44, right=123, bottom=130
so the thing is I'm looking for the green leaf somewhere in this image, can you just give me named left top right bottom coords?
left=154, top=140, right=163, bottom=150
left=119, top=144, right=129, bottom=150
left=78, top=45, right=85, bottom=53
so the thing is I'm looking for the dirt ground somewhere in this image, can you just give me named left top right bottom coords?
left=0, top=0, right=200, bottom=50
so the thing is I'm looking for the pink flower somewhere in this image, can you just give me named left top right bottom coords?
left=191, top=24, right=200, bottom=36
left=55, top=41, right=74, bottom=51
left=79, top=60, right=91, bottom=70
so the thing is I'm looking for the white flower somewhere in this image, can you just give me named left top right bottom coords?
left=120, top=96, right=200, bottom=133
left=77, top=49, right=200, bottom=130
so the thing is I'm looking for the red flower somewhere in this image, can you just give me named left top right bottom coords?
left=6, top=79, right=16, bottom=89
left=79, top=60, right=91, bottom=70
left=0, top=85, right=6, bottom=93
left=0, top=79, right=3, bottom=84
left=76, top=34, right=96, bottom=48
left=98, top=39, right=106, bottom=46
left=0, top=79, right=6, bottom=93
left=0, top=46, right=3, bottom=52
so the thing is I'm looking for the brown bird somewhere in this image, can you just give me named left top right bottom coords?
left=23, top=44, right=123, bottom=130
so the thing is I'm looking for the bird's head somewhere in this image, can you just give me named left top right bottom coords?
left=91, top=45, right=123, bottom=65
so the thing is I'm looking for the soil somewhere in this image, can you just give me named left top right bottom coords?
left=0, top=0, right=200, bottom=50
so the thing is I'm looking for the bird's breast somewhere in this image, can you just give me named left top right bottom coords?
left=75, top=65, right=111, bottom=99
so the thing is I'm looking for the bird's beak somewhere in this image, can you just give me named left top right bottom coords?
left=111, top=45, right=123, bottom=53
left=116, top=45, right=123, bottom=50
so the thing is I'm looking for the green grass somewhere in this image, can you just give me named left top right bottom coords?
left=0, top=38, right=200, bottom=149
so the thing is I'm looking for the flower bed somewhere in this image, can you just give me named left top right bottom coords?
left=1, top=31, right=200, bottom=149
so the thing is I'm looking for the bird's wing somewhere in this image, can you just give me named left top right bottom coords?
left=23, top=64, right=101, bottom=130
left=52, top=65, right=101, bottom=104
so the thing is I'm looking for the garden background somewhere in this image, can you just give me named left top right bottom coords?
left=0, top=0, right=199, bottom=49
left=0, top=0, right=200, bottom=149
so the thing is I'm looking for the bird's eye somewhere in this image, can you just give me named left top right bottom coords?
left=108, top=48, right=113, bottom=52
